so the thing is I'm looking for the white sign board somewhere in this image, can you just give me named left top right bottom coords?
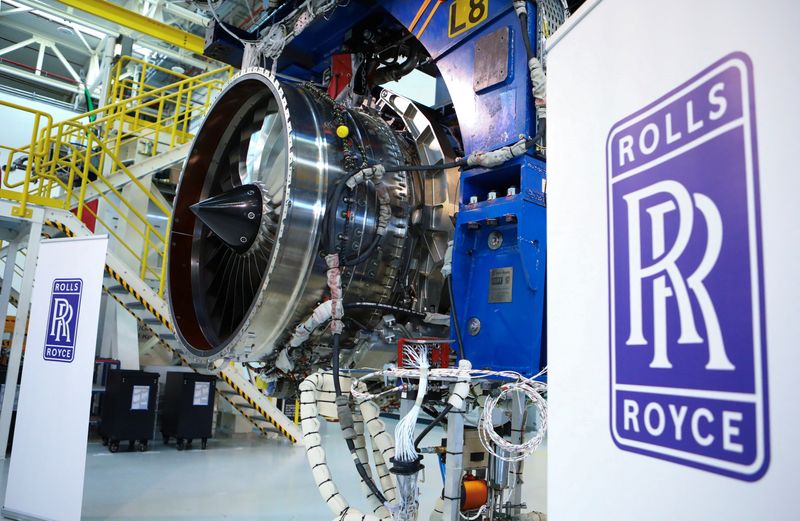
left=547, top=1, right=799, bottom=519
left=193, top=381, right=210, bottom=406
left=3, top=236, right=108, bottom=521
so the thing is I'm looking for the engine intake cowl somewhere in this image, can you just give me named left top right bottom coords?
left=168, top=69, right=451, bottom=364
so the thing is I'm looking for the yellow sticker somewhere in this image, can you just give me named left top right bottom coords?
left=448, top=0, right=488, bottom=38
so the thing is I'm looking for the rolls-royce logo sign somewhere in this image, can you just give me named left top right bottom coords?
left=43, top=278, right=83, bottom=363
left=606, top=52, right=769, bottom=480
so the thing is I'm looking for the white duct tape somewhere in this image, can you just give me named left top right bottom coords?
left=529, top=57, right=547, bottom=120
left=466, top=138, right=529, bottom=168
left=289, top=300, right=334, bottom=348
left=448, top=359, right=473, bottom=410
left=441, top=240, right=453, bottom=279
left=325, top=254, right=344, bottom=335
left=423, top=312, right=450, bottom=326
left=375, top=185, right=392, bottom=236
left=276, top=348, right=294, bottom=372
left=346, top=165, right=386, bottom=189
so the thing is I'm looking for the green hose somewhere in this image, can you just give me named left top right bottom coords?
left=83, top=87, right=96, bottom=122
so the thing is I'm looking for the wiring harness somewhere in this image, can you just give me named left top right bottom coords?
left=350, top=365, right=548, bottom=462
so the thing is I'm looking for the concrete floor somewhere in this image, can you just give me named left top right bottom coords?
left=0, top=420, right=546, bottom=520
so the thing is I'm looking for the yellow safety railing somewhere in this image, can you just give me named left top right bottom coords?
left=0, top=57, right=233, bottom=297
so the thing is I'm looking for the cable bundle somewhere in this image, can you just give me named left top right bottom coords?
left=351, top=367, right=533, bottom=401
left=394, top=345, right=430, bottom=463
left=478, top=378, right=548, bottom=463
left=351, top=364, right=549, bottom=464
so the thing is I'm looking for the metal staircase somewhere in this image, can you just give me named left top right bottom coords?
left=43, top=197, right=301, bottom=443
left=0, top=57, right=301, bottom=444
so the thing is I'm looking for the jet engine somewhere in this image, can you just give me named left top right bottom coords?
left=168, top=69, right=457, bottom=380
left=167, top=1, right=553, bottom=517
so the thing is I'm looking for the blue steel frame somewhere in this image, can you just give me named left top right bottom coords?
left=276, top=0, right=547, bottom=376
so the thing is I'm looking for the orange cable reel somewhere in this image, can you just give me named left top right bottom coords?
left=461, top=475, right=489, bottom=512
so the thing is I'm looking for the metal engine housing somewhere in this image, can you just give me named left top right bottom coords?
left=168, top=69, right=455, bottom=367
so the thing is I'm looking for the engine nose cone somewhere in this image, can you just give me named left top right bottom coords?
left=190, top=184, right=263, bottom=253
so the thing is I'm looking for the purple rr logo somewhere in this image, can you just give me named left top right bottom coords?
left=607, top=52, right=768, bottom=481
left=43, top=278, right=83, bottom=363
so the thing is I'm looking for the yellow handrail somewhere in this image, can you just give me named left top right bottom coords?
left=0, top=57, right=233, bottom=297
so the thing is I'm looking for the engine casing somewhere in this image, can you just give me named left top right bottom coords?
left=168, top=69, right=455, bottom=369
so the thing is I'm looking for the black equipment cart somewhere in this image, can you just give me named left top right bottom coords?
left=161, top=372, right=216, bottom=450
left=99, top=369, right=159, bottom=453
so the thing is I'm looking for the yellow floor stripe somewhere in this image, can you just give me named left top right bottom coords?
left=219, top=372, right=296, bottom=442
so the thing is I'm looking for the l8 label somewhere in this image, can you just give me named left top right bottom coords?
left=448, top=0, right=488, bottom=38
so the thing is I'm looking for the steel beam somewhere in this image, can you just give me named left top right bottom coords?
left=0, top=6, right=32, bottom=16
left=0, top=217, right=43, bottom=460
left=48, top=41, right=81, bottom=83
left=0, top=37, right=37, bottom=57
left=13, top=0, right=214, bottom=70
left=0, top=62, right=80, bottom=93
left=0, top=235, right=20, bottom=462
left=56, top=0, right=205, bottom=54
left=34, top=42, right=45, bottom=75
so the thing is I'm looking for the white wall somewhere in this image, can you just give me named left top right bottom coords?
left=0, top=92, right=79, bottom=167
left=547, top=0, right=798, bottom=519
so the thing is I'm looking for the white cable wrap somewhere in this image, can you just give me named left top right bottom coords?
left=346, top=165, right=386, bottom=189
left=354, top=407, right=392, bottom=518
left=289, top=300, right=334, bottom=347
left=300, top=372, right=388, bottom=521
left=299, top=373, right=350, bottom=517
left=325, top=253, right=344, bottom=335
left=529, top=57, right=547, bottom=120
left=466, top=138, right=529, bottom=168
left=429, top=497, right=444, bottom=521
left=357, top=396, right=398, bottom=502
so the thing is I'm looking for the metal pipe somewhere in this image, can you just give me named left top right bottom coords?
left=162, top=2, right=209, bottom=26
left=442, top=406, right=464, bottom=521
